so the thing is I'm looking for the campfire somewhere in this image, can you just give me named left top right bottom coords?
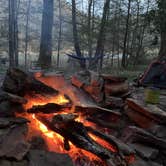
left=0, top=68, right=134, bottom=166
left=1, top=68, right=166, bottom=166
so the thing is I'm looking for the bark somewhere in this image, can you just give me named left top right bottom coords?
left=38, top=0, right=54, bottom=69
left=71, top=0, right=85, bottom=68
left=122, top=0, right=131, bottom=68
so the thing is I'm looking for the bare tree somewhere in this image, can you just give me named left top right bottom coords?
left=38, top=0, right=54, bottom=69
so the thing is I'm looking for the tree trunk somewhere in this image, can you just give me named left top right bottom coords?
left=9, top=0, right=18, bottom=68
left=14, top=0, right=20, bottom=67
left=91, top=0, right=110, bottom=70
left=88, top=0, right=93, bottom=59
left=57, top=0, right=62, bottom=68
left=38, top=0, right=54, bottom=69
left=159, top=32, right=166, bottom=60
left=25, top=0, right=31, bottom=70
left=122, top=0, right=131, bottom=68
left=71, top=0, right=85, bottom=68
left=158, top=0, right=166, bottom=60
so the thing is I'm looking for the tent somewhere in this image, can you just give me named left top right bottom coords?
left=138, top=60, right=166, bottom=89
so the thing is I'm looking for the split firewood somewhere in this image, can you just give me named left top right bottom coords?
left=2, top=68, right=59, bottom=96
left=27, top=103, right=72, bottom=114
left=36, top=114, right=116, bottom=160
left=86, top=127, right=135, bottom=157
left=0, top=89, right=27, bottom=104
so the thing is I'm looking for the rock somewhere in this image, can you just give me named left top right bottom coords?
left=129, top=157, right=149, bottom=166
left=30, top=136, right=47, bottom=150
left=148, top=161, right=163, bottom=166
left=0, top=124, right=30, bottom=160
left=28, top=150, right=74, bottom=166
left=12, top=160, right=28, bottom=166
left=129, top=143, right=159, bottom=160
left=148, top=125, right=166, bottom=139
left=0, top=160, right=11, bottom=166
left=0, top=101, right=14, bottom=117
left=0, top=117, right=29, bottom=128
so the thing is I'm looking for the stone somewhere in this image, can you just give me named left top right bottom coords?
left=28, top=150, right=74, bottom=166
left=12, top=160, right=28, bottom=166
left=0, top=160, right=11, bottom=166
left=0, top=124, right=30, bottom=160
left=129, top=143, right=159, bottom=160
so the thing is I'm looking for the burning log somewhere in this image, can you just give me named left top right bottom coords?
left=27, top=103, right=72, bottom=114
left=2, top=68, right=59, bottom=96
left=86, top=127, right=135, bottom=157
left=36, top=114, right=116, bottom=160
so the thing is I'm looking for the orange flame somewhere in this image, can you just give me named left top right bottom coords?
left=24, top=94, right=69, bottom=110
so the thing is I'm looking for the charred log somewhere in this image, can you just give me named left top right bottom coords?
left=27, top=103, right=72, bottom=114
left=36, top=114, right=115, bottom=160
left=86, top=127, right=135, bottom=156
